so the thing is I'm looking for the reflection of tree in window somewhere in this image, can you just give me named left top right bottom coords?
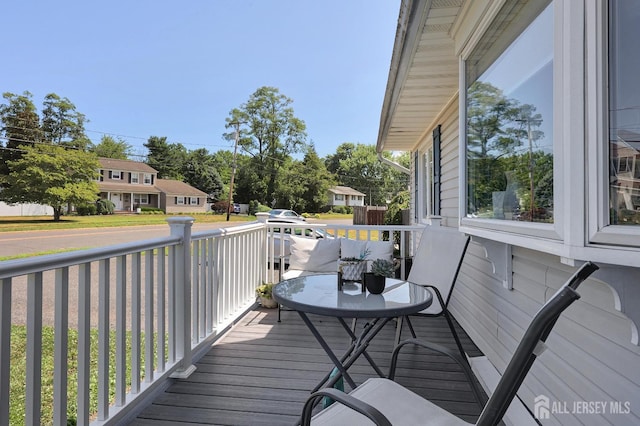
left=467, top=81, right=552, bottom=222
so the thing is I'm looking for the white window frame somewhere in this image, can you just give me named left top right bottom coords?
left=586, top=0, right=640, bottom=252
left=143, top=173, right=152, bottom=185
left=133, top=194, right=148, bottom=205
left=111, top=170, right=121, bottom=180
left=131, top=173, right=139, bottom=184
left=190, top=197, right=198, bottom=205
left=458, top=0, right=566, bottom=256
left=176, top=196, right=185, bottom=205
left=335, top=194, right=344, bottom=201
left=455, top=0, right=640, bottom=266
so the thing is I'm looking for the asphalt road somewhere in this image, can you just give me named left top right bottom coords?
left=0, top=217, right=352, bottom=258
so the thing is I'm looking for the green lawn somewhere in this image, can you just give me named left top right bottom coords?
left=10, top=325, right=162, bottom=425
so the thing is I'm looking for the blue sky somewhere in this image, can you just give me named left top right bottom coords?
left=2, top=1, right=399, bottom=159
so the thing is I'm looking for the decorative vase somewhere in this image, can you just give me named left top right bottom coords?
left=260, top=297, right=278, bottom=308
left=339, top=261, right=367, bottom=282
left=364, top=273, right=386, bottom=294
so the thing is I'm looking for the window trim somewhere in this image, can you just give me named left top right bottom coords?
left=459, top=0, right=564, bottom=245
left=586, top=0, right=640, bottom=248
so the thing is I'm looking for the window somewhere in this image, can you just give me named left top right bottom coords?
left=143, top=173, right=152, bottom=185
left=335, top=194, right=345, bottom=201
left=190, top=197, right=198, bottom=205
left=133, top=194, right=148, bottom=205
left=111, top=170, right=122, bottom=180
left=465, top=2, right=554, bottom=223
left=131, top=173, right=139, bottom=184
left=608, top=0, right=640, bottom=226
left=176, top=196, right=185, bottom=205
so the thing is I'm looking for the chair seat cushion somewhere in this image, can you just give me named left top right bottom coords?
left=311, top=378, right=471, bottom=425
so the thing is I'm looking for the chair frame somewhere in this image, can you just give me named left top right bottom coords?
left=301, top=261, right=599, bottom=426
left=396, top=227, right=471, bottom=361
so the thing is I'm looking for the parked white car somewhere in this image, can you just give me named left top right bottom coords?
left=268, top=209, right=306, bottom=221
left=266, top=218, right=332, bottom=268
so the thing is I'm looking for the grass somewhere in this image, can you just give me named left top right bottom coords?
left=9, top=325, right=163, bottom=425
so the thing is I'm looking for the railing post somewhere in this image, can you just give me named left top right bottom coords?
left=167, top=216, right=197, bottom=378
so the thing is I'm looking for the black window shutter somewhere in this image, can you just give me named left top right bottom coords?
left=433, top=125, right=442, bottom=216
left=109, top=171, right=112, bottom=179
left=175, top=197, right=178, bottom=204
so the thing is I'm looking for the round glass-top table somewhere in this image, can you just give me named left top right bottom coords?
left=272, top=273, right=433, bottom=392
left=273, top=273, right=432, bottom=318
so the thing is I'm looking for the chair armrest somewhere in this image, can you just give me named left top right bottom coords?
left=301, top=388, right=392, bottom=426
left=389, top=338, right=487, bottom=405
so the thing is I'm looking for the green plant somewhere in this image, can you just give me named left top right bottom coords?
left=340, top=247, right=371, bottom=262
left=256, top=283, right=274, bottom=299
left=370, top=258, right=398, bottom=277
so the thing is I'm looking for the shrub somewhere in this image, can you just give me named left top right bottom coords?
left=76, top=204, right=97, bottom=216
left=96, top=199, right=115, bottom=215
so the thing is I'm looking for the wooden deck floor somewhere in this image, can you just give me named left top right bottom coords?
left=129, top=307, right=487, bottom=426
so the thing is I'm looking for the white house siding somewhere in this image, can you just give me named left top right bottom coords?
left=414, top=91, right=640, bottom=425
left=450, top=246, right=640, bottom=425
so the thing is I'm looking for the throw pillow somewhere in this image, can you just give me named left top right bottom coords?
left=288, top=236, right=340, bottom=272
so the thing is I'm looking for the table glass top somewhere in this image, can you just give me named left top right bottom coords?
left=273, top=273, right=432, bottom=318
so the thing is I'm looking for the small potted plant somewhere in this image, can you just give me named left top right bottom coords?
left=338, top=248, right=370, bottom=282
left=256, top=283, right=278, bottom=308
left=364, top=258, right=398, bottom=294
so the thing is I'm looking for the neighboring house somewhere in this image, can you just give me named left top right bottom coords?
left=155, top=179, right=208, bottom=214
left=327, top=186, right=366, bottom=207
left=98, top=158, right=207, bottom=213
left=377, top=1, right=640, bottom=425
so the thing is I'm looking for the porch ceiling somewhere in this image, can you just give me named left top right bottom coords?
left=377, top=0, right=463, bottom=153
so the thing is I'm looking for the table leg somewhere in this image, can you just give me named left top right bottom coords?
left=297, top=311, right=359, bottom=391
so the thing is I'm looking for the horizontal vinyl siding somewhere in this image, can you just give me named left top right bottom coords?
left=450, top=245, right=640, bottom=425
left=439, top=98, right=460, bottom=226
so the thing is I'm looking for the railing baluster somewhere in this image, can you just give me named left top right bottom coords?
left=0, top=278, right=11, bottom=426
left=115, top=255, right=127, bottom=406
left=77, top=263, right=91, bottom=426
left=199, top=239, right=206, bottom=339
left=145, top=250, right=154, bottom=383
left=168, top=245, right=176, bottom=363
left=25, top=272, right=43, bottom=426
left=97, top=260, right=110, bottom=420
left=192, top=241, right=199, bottom=342
left=53, top=268, right=69, bottom=426
left=206, top=238, right=214, bottom=333
left=156, top=246, right=166, bottom=372
left=131, top=252, right=141, bottom=394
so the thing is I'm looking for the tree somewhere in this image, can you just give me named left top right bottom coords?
left=91, top=135, right=132, bottom=159
left=0, top=91, right=41, bottom=176
left=144, top=136, right=187, bottom=180
left=1, top=144, right=100, bottom=221
left=327, top=143, right=404, bottom=206
left=41, top=93, right=91, bottom=150
left=183, top=148, right=224, bottom=201
left=224, top=86, right=307, bottom=204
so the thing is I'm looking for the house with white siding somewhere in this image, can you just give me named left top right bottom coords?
left=327, top=186, right=366, bottom=208
left=377, top=1, right=640, bottom=424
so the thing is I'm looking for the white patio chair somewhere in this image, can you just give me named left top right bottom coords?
left=394, top=225, right=471, bottom=359
left=300, top=261, right=599, bottom=426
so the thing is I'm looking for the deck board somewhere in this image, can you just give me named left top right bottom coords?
left=128, top=307, right=487, bottom=425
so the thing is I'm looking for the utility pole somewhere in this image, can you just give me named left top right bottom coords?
left=226, top=121, right=241, bottom=221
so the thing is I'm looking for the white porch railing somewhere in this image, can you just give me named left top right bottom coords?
left=0, top=217, right=423, bottom=425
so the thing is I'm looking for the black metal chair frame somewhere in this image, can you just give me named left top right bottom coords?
left=301, top=261, right=599, bottom=426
